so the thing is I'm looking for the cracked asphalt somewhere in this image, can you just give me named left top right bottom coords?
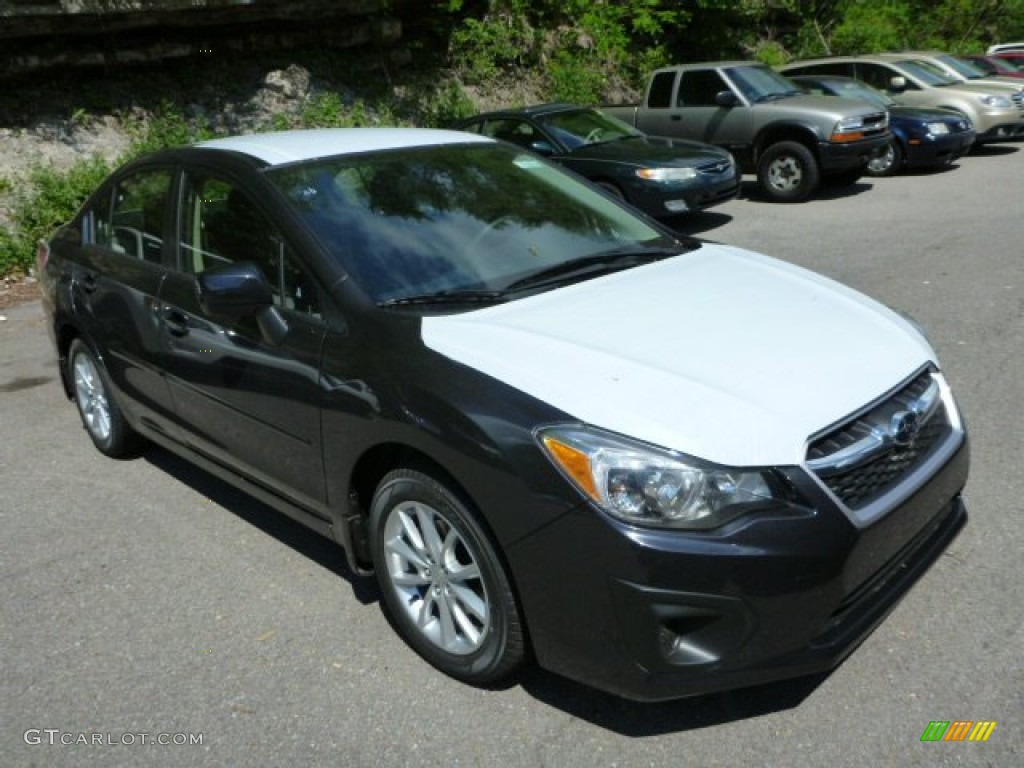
left=2, top=145, right=1022, bottom=767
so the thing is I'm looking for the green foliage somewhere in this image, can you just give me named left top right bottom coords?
left=548, top=52, right=608, bottom=105
left=1, top=155, right=113, bottom=276
left=830, top=1, right=912, bottom=54
left=124, top=100, right=215, bottom=157
left=419, top=80, right=477, bottom=128
left=449, top=11, right=540, bottom=84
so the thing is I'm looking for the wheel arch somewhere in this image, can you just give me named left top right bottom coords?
left=753, top=123, right=821, bottom=163
left=342, top=440, right=534, bottom=654
left=343, top=442, right=498, bottom=573
left=56, top=321, right=83, bottom=399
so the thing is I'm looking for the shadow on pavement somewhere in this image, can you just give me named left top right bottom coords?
left=519, top=665, right=831, bottom=735
left=144, top=445, right=381, bottom=606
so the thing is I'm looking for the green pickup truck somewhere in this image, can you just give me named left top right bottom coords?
left=604, top=61, right=892, bottom=202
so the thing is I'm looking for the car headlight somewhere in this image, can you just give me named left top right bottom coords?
left=537, top=426, right=787, bottom=529
left=636, top=167, right=699, bottom=182
left=979, top=94, right=1012, bottom=108
left=831, top=116, right=869, bottom=142
left=926, top=122, right=951, bottom=135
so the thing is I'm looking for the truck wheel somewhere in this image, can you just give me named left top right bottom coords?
left=757, top=141, right=819, bottom=202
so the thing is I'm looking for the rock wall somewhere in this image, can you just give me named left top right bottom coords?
left=0, top=1, right=409, bottom=77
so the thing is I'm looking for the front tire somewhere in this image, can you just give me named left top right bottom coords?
left=757, top=141, right=820, bottom=202
left=866, top=140, right=904, bottom=177
left=68, top=338, right=141, bottom=458
left=369, top=468, right=525, bottom=685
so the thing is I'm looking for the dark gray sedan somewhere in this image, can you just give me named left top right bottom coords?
left=456, top=103, right=739, bottom=218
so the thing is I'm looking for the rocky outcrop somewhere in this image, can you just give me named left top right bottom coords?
left=0, top=1, right=409, bottom=77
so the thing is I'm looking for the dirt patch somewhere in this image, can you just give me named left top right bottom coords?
left=0, top=276, right=41, bottom=310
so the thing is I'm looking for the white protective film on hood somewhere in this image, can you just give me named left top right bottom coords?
left=422, top=244, right=934, bottom=467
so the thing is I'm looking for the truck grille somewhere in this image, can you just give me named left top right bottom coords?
left=862, top=111, right=889, bottom=136
left=806, top=369, right=954, bottom=510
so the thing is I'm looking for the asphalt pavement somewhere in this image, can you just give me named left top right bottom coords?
left=2, top=145, right=1022, bottom=767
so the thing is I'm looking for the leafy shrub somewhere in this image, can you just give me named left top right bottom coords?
left=1, top=155, right=112, bottom=277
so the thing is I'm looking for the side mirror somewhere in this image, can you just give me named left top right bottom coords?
left=197, top=262, right=273, bottom=317
left=529, top=140, right=557, bottom=156
left=715, top=90, right=739, bottom=107
left=197, top=264, right=290, bottom=346
left=889, top=76, right=907, bottom=93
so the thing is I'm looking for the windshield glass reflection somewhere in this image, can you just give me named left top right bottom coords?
left=267, top=144, right=671, bottom=305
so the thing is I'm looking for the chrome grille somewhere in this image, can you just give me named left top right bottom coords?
left=1013, top=91, right=1024, bottom=113
left=863, top=111, right=889, bottom=136
left=806, top=370, right=953, bottom=510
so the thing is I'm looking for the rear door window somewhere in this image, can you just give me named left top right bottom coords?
left=101, top=168, right=174, bottom=263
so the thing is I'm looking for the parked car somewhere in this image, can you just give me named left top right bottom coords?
left=987, top=42, right=1024, bottom=55
left=780, top=54, right=1024, bottom=144
left=958, top=54, right=1024, bottom=80
left=790, top=74, right=975, bottom=175
left=39, top=128, right=969, bottom=702
left=897, top=50, right=1024, bottom=93
left=603, top=61, right=891, bottom=202
left=455, top=104, right=739, bottom=218
left=989, top=50, right=1024, bottom=67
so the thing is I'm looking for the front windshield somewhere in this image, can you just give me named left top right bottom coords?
left=726, top=65, right=801, bottom=102
left=267, top=143, right=672, bottom=305
left=937, top=54, right=986, bottom=79
left=895, top=59, right=959, bottom=86
left=828, top=80, right=893, bottom=108
left=536, top=109, right=642, bottom=150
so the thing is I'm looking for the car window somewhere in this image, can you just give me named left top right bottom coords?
left=536, top=109, right=639, bottom=149
left=678, top=70, right=729, bottom=106
left=647, top=71, right=675, bottom=108
left=179, top=173, right=322, bottom=318
left=99, top=168, right=173, bottom=262
left=794, top=62, right=854, bottom=78
left=268, top=144, right=669, bottom=306
left=477, top=118, right=540, bottom=149
left=856, top=63, right=917, bottom=91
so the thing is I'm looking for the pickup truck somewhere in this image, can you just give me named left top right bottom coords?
left=604, top=61, right=891, bottom=202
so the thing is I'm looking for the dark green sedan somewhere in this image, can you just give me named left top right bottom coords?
left=456, top=103, right=739, bottom=218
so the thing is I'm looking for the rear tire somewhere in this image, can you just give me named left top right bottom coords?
left=68, top=338, right=142, bottom=458
left=757, top=141, right=820, bottom=202
left=369, top=468, right=525, bottom=685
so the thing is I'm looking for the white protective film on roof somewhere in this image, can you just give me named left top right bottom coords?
left=196, top=128, right=493, bottom=165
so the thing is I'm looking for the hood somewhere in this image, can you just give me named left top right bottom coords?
left=421, top=245, right=935, bottom=467
left=760, top=92, right=885, bottom=121
left=568, top=135, right=730, bottom=166
left=890, top=105, right=969, bottom=123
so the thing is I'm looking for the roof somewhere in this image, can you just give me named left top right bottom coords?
left=195, top=127, right=493, bottom=166
left=463, top=103, right=587, bottom=120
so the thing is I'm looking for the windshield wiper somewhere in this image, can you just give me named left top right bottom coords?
left=378, top=289, right=508, bottom=307
left=503, top=244, right=688, bottom=293
left=754, top=91, right=799, bottom=103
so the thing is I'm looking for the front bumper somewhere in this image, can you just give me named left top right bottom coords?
left=904, top=131, right=976, bottom=167
left=818, top=134, right=891, bottom=172
left=507, top=433, right=968, bottom=701
left=626, top=172, right=740, bottom=217
left=974, top=119, right=1024, bottom=143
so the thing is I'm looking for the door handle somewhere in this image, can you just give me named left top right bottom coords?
left=670, top=115, right=682, bottom=121
left=164, top=309, right=189, bottom=337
